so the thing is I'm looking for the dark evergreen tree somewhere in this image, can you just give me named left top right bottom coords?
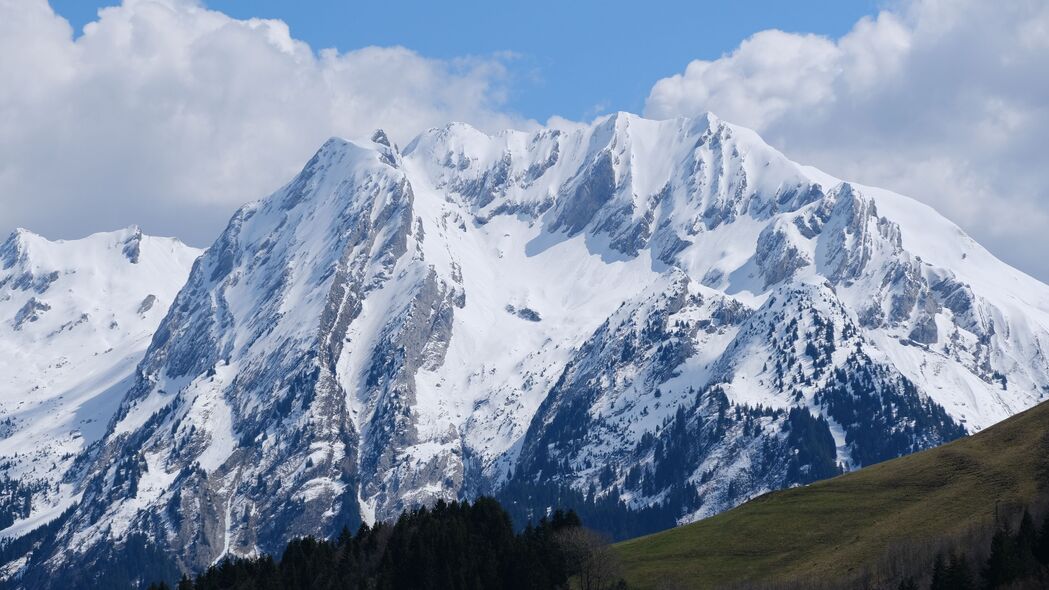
left=943, top=553, right=974, bottom=590
left=1014, top=509, right=1040, bottom=576
left=783, top=407, right=840, bottom=484
left=929, top=553, right=948, bottom=590
left=1037, top=510, right=1049, bottom=564
left=983, top=527, right=1021, bottom=588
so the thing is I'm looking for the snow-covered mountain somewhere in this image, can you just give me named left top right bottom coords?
left=0, top=228, right=200, bottom=547
left=9, top=113, right=1049, bottom=585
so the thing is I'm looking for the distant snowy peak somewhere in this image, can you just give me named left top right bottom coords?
left=0, top=227, right=200, bottom=541
left=13, top=112, right=1049, bottom=586
left=1, top=225, right=199, bottom=337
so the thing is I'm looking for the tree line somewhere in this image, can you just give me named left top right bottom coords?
left=897, top=507, right=1049, bottom=590
left=147, top=497, right=628, bottom=590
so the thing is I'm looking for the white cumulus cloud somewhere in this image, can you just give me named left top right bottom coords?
left=0, top=0, right=530, bottom=245
left=645, top=0, right=1049, bottom=282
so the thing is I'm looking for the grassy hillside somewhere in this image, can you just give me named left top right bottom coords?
left=616, top=400, right=1049, bottom=589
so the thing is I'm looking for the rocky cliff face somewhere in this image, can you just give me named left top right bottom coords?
left=8, top=112, right=1049, bottom=586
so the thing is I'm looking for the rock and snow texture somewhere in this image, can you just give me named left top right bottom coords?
left=10, top=112, right=1049, bottom=583
left=0, top=227, right=200, bottom=539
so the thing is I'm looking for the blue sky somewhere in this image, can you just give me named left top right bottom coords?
left=50, top=0, right=879, bottom=122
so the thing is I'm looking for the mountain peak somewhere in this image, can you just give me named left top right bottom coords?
left=11, top=113, right=1049, bottom=585
left=370, top=128, right=392, bottom=147
left=0, top=228, right=31, bottom=269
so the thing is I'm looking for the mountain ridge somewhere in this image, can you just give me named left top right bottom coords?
left=5, top=111, right=1049, bottom=586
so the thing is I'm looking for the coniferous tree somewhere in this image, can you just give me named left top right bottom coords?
left=944, top=553, right=974, bottom=590
left=983, top=527, right=1020, bottom=588
left=929, top=553, right=948, bottom=590
left=1014, top=509, right=1040, bottom=576
left=1037, top=510, right=1049, bottom=564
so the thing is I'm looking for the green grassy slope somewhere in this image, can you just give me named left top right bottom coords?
left=616, top=400, right=1049, bottom=589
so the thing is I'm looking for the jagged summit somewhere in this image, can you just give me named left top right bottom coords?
left=6, top=112, right=1049, bottom=587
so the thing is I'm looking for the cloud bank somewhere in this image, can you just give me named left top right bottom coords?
left=0, top=0, right=528, bottom=245
left=645, top=0, right=1049, bottom=281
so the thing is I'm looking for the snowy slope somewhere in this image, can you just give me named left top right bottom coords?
left=9, top=113, right=1049, bottom=585
left=0, top=227, right=200, bottom=540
